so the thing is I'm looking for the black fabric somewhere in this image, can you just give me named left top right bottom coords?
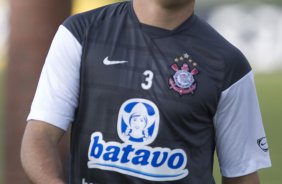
left=63, top=1, right=251, bottom=184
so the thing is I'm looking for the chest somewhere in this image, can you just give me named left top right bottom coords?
left=83, top=26, right=223, bottom=117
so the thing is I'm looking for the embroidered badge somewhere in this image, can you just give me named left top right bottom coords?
left=169, top=53, right=199, bottom=95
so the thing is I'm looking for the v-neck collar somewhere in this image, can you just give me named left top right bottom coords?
left=128, top=1, right=197, bottom=39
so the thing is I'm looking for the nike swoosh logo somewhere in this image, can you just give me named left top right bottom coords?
left=103, top=56, right=128, bottom=65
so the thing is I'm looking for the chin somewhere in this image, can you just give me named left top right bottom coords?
left=157, top=0, right=194, bottom=9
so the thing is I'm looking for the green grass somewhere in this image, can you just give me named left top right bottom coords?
left=0, top=69, right=281, bottom=183
left=213, top=72, right=282, bottom=183
left=255, top=72, right=282, bottom=184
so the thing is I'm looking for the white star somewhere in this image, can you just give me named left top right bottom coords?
left=184, top=53, right=189, bottom=58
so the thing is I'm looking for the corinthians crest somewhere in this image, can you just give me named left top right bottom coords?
left=169, top=53, right=199, bottom=95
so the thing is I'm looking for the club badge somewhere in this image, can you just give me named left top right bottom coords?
left=169, top=53, right=199, bottom=95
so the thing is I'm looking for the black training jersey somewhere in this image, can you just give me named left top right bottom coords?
left=44, top=1, right=273, bottom=184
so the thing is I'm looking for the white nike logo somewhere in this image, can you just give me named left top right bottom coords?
left=103, top=56, right=128, bottom=65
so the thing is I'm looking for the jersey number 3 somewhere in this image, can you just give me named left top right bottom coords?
left=142, top=70, right=154, bottom=90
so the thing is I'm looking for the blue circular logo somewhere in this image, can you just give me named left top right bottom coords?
left=117, top=98, right=160, bottom=146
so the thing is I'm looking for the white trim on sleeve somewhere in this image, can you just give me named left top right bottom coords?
left=27, top=25, right=82, bottom=131
left=214, top=71, right=271, bottom=177
left=27, top=110, right=73, bottom=131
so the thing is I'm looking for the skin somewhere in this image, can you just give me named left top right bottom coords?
left=133, top=0, right=195, bottom=30
left=21, top=121, right=65, bottom=184
left=21, top=0, right=261, bottom=183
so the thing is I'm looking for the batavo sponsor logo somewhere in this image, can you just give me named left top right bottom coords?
left=87, top=99, right=188, bottom=181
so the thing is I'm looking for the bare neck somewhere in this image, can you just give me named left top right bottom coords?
left=133, top=0, right=195, bottom=30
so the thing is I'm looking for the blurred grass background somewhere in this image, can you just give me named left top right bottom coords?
left=254, top=72, right=282, bottom=184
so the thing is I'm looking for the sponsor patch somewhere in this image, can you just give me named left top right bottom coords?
left=88, top=98, right=188, bottom=181
left=117, top=98, right=159, bottom=146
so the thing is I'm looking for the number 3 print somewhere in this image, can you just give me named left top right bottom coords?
left=141, top=70, right=154, bottom=90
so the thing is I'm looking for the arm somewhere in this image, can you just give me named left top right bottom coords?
left=21, top=120, right=66, bottom=184
left=214, top=71, right=271, bottom=180
left=222, top=172, right=260, bottom=184
left=22, top=24, right=82, bottom=183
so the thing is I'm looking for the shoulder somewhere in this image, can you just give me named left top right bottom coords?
left=192, top=15, right=251, bottom=90
left=62, top=1, right=130, bottom=44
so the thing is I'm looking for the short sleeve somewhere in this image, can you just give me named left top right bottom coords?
left=214, top=71, right=271, bottom=177
left=27, top=25, right=82, bottom=131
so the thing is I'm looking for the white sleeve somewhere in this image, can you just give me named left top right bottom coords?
left=214, top=71, right=271, bottom=177
left=27, top=25, right=82, bottom=131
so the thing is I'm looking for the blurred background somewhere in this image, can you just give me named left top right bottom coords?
left=0, top=0, right=281, bottom=183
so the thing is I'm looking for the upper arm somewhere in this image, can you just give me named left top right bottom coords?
left=22, top=120, right=65, bottom=145
left=21, top=120, right=65, bottom=163
left=21, top=120, right=67, bottom=183
left=214, top=49, right=271, bottom=177
left=27, top=25, right=82, bottom=131
left=27, top=13, right=90, bottom=131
